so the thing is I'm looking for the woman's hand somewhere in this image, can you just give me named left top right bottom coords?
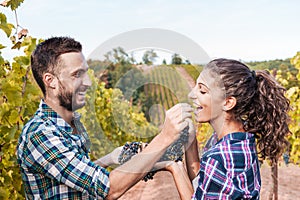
left=155, top=160, right=194, bottom=200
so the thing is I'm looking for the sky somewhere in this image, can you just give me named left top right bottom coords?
left=1, top=0, right=300, bottom=63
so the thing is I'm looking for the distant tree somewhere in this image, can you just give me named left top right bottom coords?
left=142, top=49, right=158, bottom=65
left=104, top=47, right=134, bottom=65
left=162, top=59, right=167, bottom=65
left=171, top=53, right=182, bottom=65
left=185, top=59, right=191, bottom=65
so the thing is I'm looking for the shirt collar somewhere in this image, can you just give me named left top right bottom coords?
left=37, top=99, right=81, bottom=134
left=216, top=132, right=255, bottom=145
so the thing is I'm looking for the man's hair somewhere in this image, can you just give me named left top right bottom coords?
left=31, top=36, right=82, bottom=96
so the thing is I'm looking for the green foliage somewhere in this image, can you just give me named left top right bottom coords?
left=1, top=0, right=24, bottom=10
left=0, top=33, right=40, bottom=199
left=142, top=49, right=157, bottom=65
left=180, top=64, right=203, bottom=81
left=286, top=52, right=300, bottom=164
left=141, top=66, right=190, bottom=123
left=171, top=53, right=182, bottom=65
left=1, top=5, right=40, bottom=200
left=80, top=72, right=158, bottom=160
left=247, top=59, right=299, bottom=89
left=0, top=13, right=15, bottom=37
left=104, top=47, right=134, bottom=65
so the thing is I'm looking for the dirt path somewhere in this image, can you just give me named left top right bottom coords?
left=175, top=67, right=195, bottom=89
left=260, top=163, right=300, bottom=199
left=119, top=171, right=180, bottom=200
left=119, top=163, right=300, bottom=199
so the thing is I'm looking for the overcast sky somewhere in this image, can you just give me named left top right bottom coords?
left=1, top=0, right=300, bottom=63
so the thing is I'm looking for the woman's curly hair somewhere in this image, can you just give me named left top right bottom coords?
left=205, top=58, right=291, bottom=163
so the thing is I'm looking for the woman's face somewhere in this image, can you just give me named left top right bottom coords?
left=188, top=69, right=225, bottom=123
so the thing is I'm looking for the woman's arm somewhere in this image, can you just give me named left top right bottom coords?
left=166, top=161, right=194, bottom=200
left=185, top=138, right=200, bottom=181
left=184, top=119, right=200, bottom=181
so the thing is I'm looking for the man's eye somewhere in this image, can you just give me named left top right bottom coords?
left=200, top=91, right=206, bottom=94
left=74, top=71, right=82, bottom=77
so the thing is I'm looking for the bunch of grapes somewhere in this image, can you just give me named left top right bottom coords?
left=118, top=126, right=189, bottom=181
left=118, top=142, right=143, bottom=164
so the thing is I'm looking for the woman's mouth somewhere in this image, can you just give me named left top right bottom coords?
left=193, top=104, right=203, bottom=114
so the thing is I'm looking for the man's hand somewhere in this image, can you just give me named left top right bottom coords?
left=94, top=146, right=123, bottom=168
left=110, top=146, right=123, bottom=165
left=161, top=103, right=193, bottom=142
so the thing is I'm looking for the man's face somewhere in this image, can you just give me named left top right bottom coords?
left=56, top=52, right=92, bottom=111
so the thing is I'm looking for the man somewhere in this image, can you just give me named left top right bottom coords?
left=17, top=36, right=193, bottom=199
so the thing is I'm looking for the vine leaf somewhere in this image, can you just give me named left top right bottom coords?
left=11, top=41, right=21, bottom=49
left=0, top=13, right=15, bottom=37
left=0, top=0, right=24, bottom=10
left=0, top=44, right=6, bottom=49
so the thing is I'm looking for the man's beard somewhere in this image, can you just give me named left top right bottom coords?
left=57, top=81, right=85, bottom=111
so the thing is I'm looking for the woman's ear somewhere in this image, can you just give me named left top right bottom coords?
left=222, top=96, right=237, bottom=111
left=43, top=73, right=57, bottom=89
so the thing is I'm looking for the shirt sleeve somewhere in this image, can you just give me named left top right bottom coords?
left=24, top=129, right=110, bottom=199
left=192, top=157, right=238, bottom=200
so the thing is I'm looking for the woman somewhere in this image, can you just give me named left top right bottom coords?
left=167, top=58, right=291, bottom=199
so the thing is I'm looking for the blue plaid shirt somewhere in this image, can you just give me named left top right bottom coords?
left=17, top=100, right=110, bottom=199
left=192, top=132, right=261, bottom=200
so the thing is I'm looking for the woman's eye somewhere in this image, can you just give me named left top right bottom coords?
left=200, top=90, right=206, bottom=94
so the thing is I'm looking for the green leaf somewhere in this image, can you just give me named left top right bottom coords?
left=13, top=55, right=30, bottom=66
left=11, top=41, right=21, bottom=50
left=8, top=110, right=19, bottom=124
left=0, top=44, right=6, bottom=49
left=0, top=13, right=14, bottom=37
left=3, top=0, right=24, bottom=11
left=0, top=187, right=9, bottom=200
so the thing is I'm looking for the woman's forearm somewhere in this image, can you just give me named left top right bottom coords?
left=185, top=138, right=200, bottom=181
left=168, top=162, right=194, bottom=200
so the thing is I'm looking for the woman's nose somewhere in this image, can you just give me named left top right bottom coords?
left=188, top=87, right=196, bottom=99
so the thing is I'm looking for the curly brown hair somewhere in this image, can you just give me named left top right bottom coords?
left=205, top=58, right=291, bottom=163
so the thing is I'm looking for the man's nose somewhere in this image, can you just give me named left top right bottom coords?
left=83, top=73, right=92, bottom=87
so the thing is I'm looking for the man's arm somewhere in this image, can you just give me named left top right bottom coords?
left=94, top=146, right=123, bottom=168
left=106, top=103, right=193, bottom=199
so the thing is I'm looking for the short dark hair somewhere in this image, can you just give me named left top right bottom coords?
left=31, top=36, right=82, bottom=96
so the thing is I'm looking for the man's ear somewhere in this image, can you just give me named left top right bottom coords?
left=43, top=73, right=57, bottom=88
left=223, top=96, right=237, bottom=111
